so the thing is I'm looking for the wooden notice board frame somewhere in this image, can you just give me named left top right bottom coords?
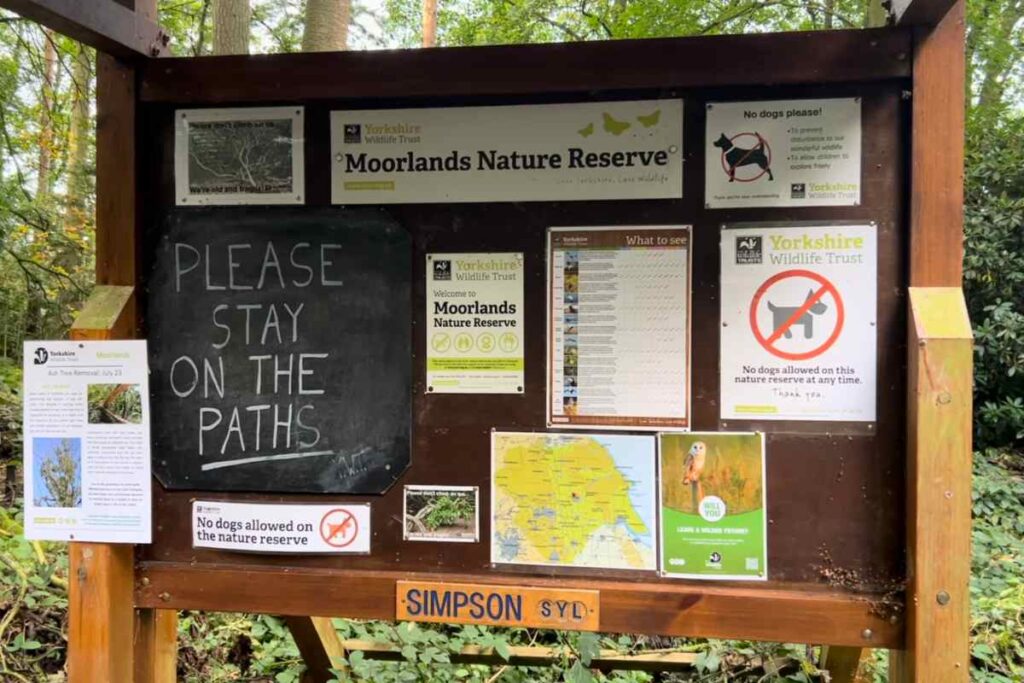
left=2, top=1, right=971, bottom=681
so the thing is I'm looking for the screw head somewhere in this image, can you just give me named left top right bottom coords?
left=861, top=628, right=873, bottom=640
left=937, top=591, right=951, bottom=605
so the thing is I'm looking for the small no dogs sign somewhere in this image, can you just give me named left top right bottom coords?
left=705, top=98, right=862, bottom=208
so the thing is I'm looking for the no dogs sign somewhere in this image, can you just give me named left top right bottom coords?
left=704, top=98, right=861, bottom=208
left=720, top=224, right=876, bottom=422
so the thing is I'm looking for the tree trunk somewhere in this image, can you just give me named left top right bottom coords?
left=863, top=0, right=888, bottom=28
left=976, top=2, right=1024, bottom=110
left=213, top=0, right=251, bottom=55
left=423, top=0, right=438, bottom=47
left=303, top=0, right=350, bottom=52
left=37, top=29, right=57, bottom=198
left=66, top=45, right=92, bottom=217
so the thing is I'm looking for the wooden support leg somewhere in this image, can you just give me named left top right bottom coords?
left=821, top=646, right=866, bottom=683
left=134, top=609, right=178, bottom=682
left=70, top=290, right=166, bottom=681
left=64, top=35, right=149, bottom=683
left=286, top=616, right=348, bottom=683
left=68, top=543, right=136, bottom=682
left=894, top=288, right=973, bottom=682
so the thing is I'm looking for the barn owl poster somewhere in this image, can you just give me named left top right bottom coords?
left=658, top=432, right=766, bottom=580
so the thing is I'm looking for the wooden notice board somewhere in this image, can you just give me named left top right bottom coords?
left=132, top=29, right=913, bottom=647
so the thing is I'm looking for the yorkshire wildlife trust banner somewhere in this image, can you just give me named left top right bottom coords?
left=330, top=100, right=683, bottom=204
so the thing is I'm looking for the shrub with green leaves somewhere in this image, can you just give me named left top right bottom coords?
left=964, top=114, right=1024, bottom=450
left=970, top=449, right=1024, bottom=681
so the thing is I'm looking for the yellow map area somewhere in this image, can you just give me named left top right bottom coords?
left=492, top=433, right=655, bottom=570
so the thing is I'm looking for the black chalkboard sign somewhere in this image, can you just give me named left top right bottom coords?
left=147, top=208, right=411, bottom=493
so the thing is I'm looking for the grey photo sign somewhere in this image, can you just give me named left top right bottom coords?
left=175, top=106, right=305, bottom=206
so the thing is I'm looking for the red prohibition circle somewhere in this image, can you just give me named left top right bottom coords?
left=319, top=508, right=358, bottom=548
left=749, top=269, right=844, bottom=361
left=719, top=132, right=772, bottom=183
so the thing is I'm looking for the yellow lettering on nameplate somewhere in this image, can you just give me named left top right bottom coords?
left=396, top=581, right=600, bottom=631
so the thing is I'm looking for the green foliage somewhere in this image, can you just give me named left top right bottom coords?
left=0, top=504, right=69, bottom=681
left=177, top=612, right=304, bottom=682
left=0, top=358, right=22, bottom=466
left=382, top=0, right=881, bottom=50
left=330, top=620, right=661, bottom=683
left=0, top=14, right=96, bottom=358
left=422, top=492, right=475, bottom=531
left=86, top=383, right=143, bottom=424
left=964, top=113, right=1024, bottom=449
left=970, top=449, right=1024, bottom=681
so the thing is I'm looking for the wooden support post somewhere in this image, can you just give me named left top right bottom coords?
left=67, top=542, right=136, bottom=681
left=893, top=288, right=972, bottom=682
left=68, top=288, right=178, bottom=683
left=821, top=646, right=867, bottom=683
left=894, top=0, right=970, bottom=678
left=67, top=289, right=136, bottom=683
left=96, top=53, right=139, bottom=288
left=134, top=609, right=179, bottom=683
left=908, top=0, right=965, bottom=288
left=66, top=51, right=177, bottom=683
left=286, top=616, right=348, bottom=683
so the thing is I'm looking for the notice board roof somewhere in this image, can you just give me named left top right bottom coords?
left=137, top=28, right=912, bottom=104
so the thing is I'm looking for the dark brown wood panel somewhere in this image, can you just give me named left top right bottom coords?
left=138, top=28, right=911, bottom=104
left=136, top=563, right=901, bottom=647
left=135, top=42, right=910, bottom=640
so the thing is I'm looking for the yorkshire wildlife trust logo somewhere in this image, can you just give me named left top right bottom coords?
left=33, top=347, right=49, bottom=365
left=735, top=236, right=762, bottom=264
left=344, top=124, right=362, bottom=144
left=791, top=182, right=806, bottom=199
left=433, top=260, right=451, bottom=281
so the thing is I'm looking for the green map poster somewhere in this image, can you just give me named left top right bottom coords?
left=659, top=432, right=767, bottom=581
left=491, top=432, right=657, bottom=571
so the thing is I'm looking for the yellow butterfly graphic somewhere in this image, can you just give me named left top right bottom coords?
left=602, top=112, right=631, bottom=136
left=637, top=109, right=661, bottom=127
left=578, top=122, right=594, bottom=138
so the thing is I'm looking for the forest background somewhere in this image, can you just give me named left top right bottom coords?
left=0, top=0, right=1021, bottom=681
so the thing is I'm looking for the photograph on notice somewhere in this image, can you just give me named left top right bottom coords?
left=175, top=106, right=304, bottom=205
left=403, top=485, right=479, bottom=542
left=32, top=437, right=82, bottom=508
left=87, top=384, right=143, bottom=424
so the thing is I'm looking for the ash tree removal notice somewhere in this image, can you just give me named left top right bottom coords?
left=147, top=209, right=411, bottom=493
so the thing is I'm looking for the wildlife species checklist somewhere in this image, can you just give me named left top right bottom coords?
left=22, top=340, right=152, bottom=543
left=719, top=223, right=877, bottom=422
left=547, top=226, right=691, bottom=430
left=704, top=98, right=861, bottom=208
